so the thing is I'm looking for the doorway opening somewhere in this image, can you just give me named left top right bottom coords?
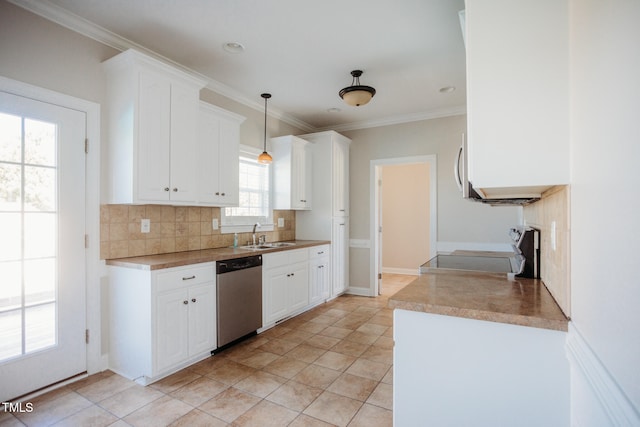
left=371, top=155, right=437, bottom=295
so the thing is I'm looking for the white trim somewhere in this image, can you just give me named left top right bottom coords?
left=349, top=239, right=370, bottom=249
left=382, top=267, right=419, bottom=276
left=0, top=75, right=104, bottom=375
left=371, top=155, right=438, bottom=296
left=436, top=241, right=515, bottom=253
left=8, top=0, right=464, bottom=133
left=566, top=324, right=640, bottom=426
left=319, top=107, right=467, bottom=133
left=346, top=286, right=374, bottom=297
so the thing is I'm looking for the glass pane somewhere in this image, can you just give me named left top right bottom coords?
left=0, top=309, right=22, bottom=361
left=24, top=165, right=56, bottom=212
left=0, top=261, right=22, bottom=311
left=24, top=118, right=56, bottom=167
left=25, top=258, right=55, bottom=305
left=24, top=213, right=56, bottom=259
left=25, top=303, right=56, bottom=353
left=0, top=112, right=22, bottom=163
left=0, top=163, right=22, bottom=211
left=0, top=213, right=22, bottom=261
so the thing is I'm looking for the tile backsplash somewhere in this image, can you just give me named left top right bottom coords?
left=523, top=185, right=571, bottom=317
left=100, top=205, right=296, bottom=260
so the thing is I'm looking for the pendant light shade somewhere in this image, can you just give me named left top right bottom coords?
left=339, top=70, right=376, bottom=106
left=258, top=93, right=273, bottom=164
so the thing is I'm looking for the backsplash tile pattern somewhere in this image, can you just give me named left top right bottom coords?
left=524, top=185, right=571, bottom=317
left=100, top=205, right=295, bottom=260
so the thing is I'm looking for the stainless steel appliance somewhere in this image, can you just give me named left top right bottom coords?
left=420, top=226, right=540, bottom=280
left=216, top=255, right=262, bottom=349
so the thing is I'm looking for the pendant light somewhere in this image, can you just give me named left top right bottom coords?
left=339, top=70, right=376, bottom=106
left=257, top=93, right=273, bottom=164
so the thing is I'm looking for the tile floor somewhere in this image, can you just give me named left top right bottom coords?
left=1, top=274, right=414, bottom=427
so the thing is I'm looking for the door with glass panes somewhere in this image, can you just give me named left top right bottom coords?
left=0, top=90, right=86, bottom=401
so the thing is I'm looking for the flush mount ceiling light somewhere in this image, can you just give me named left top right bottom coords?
left=339, top=70, right=376, bottom=107
left=257, top=93, right=273, bottom=164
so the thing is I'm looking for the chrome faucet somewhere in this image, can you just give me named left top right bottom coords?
left=252, top=223, right=261, bottom=246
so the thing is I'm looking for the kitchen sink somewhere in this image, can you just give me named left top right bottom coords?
left=236, top=242, right=296, bottom=250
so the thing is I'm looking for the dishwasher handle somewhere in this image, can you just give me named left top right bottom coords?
left=217, top=255, right=262, bottom=274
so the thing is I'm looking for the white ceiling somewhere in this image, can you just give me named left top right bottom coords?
left=13, top=0, right=467, bottom=132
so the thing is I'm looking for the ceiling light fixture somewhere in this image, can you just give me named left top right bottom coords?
left=223, top=42, right=245, bottom=53
left=339, top=70, right=376, bottom=107
left=258, top=93, right=273, bottom=164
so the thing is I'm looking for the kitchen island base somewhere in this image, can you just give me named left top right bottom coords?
left=394, top=309, right=569, bottom=426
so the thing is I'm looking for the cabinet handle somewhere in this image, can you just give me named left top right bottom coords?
left=221, top=192, right=225, bottom=196
left=183, top=300, right=188, bottom=305
left=291, top=273, right=295, bottom=276
left=215, top=192, right=220, bottom=195
left=317, top=251, right=324, bottom=255
left=173, top=188, right=178, bottom=192
left=339, top=209, right=345, bottom=211
left=164, top=187, right=170, bottom=192
left=182, top=275, right=196, bottom=281
left=191, top=298, right=197, bottom=303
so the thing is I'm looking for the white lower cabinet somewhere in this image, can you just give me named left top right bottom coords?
left=262, top=249, right=310, bottom=326
left=109, top=262, right=216, bottom=385
left=309, top=245, right=331, bottom=306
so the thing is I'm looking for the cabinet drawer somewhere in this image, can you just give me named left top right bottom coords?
left=263, top=248, right=308, bottom=269
left=309, top=245, right=330, bottom=259
left=156, top=263, right=215, bottom=293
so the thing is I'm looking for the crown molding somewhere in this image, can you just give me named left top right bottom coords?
left=9, top=0, right=464, bottom=134
left=7, top=0, right=317, bottom=133
left=319, top=106, right=467, bottom=133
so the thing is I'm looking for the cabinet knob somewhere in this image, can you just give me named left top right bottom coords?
left=183, top=300, right=188, bottom=305
left=221, top=192, right=225, bottom=196
left=191, top=298, right=197, bottom=303
left=215, top=192, right=220, bottom=195
left=164, top=187, right=170, bottom=192
left=173, top=188, right=178, bottom=192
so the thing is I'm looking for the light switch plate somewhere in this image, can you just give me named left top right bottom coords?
left=212, top=218, right=219, bottom=230
left=141, top=218, right=150, bottom=233
left=278, top=217, right=285, bottom=227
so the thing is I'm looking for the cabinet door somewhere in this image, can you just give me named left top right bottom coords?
left=289, top=262, right=309, bottom=313
left=264, top=267, right=290, bottom=324
left=291, top=142, right=311, bottom=210
left=309, top=257, right=329, bottom=306
left=332, top=140, right=349, bottom=216
left=169, top=82, right=199, bottom=202
left=188, top=283, right=216, bottom=356
left=156, top=289, right=189, bottom=373
left=198, top=106, right=222, bottom=204
left=332, top=220, right=348, bottom=296
left=138, top=70, right=171, bottom=201
left=217, top=117, right=240, bottom=206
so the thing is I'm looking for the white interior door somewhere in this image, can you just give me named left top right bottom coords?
left=0, top=91, right=86, bottom=401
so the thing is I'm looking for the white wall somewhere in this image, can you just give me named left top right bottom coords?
left=342, top=115, right=521, bottom=288
left=569, top=0, right=640, bottom=421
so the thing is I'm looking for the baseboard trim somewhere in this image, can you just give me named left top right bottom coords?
left=566, top=324, right=640, bottom=426
left=382, top=267, right=419, bottom=276
left=347, top=286, right=374, bottom=297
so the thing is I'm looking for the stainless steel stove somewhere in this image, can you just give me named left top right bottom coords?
left=420, top=226, right=540, bottom=280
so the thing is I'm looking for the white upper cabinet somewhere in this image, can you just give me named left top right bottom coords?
left=271, top=135, right=312, bottom=210
left=465, top=0, right=570, bottom=198
left=198, top=102, right=245, bottom=206
left=103, top=49, right=207, bottom=204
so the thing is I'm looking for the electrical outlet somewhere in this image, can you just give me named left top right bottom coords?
left=278, top=217, right=285, bottom=228
left=212, top=218, right=219, bottom=230
left=141, top=218, right=150, bottom=233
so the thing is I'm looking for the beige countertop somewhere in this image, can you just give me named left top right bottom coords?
left=388, top=270, right=569, bottom=331
left=105, top=240, right=330, bottom=270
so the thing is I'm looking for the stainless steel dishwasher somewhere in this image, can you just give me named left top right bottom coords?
left=216, top=255, right=262, bottom=349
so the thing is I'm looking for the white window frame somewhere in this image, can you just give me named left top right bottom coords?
left=220, top=145, right=274, bottom=234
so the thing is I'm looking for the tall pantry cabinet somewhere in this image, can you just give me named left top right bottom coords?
left=296, top=131, right=351, bottom=297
